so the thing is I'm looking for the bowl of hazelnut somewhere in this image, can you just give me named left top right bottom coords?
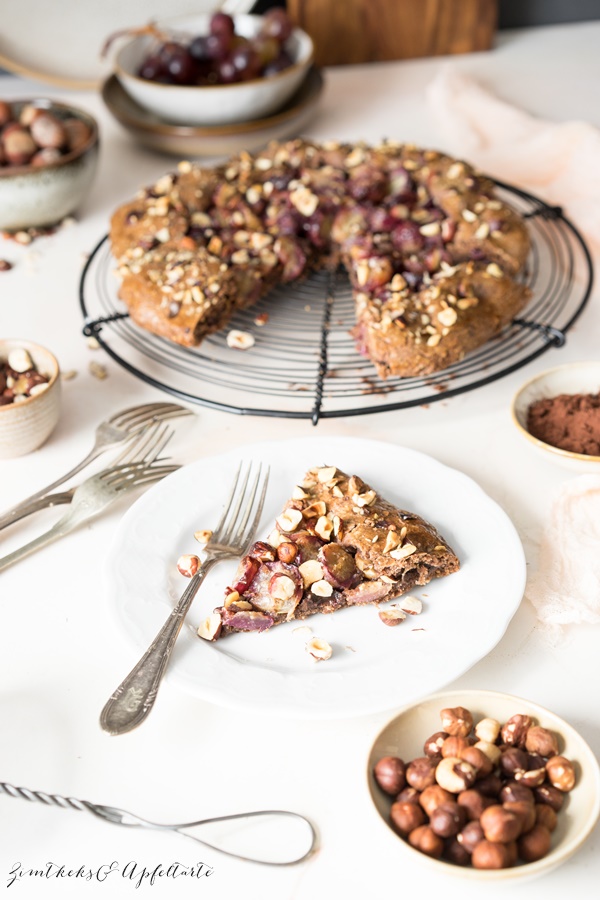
left=111, top=9, right=314, bottom=126
left=0, top=98, right=99, bottom=231
left=511, top=362, right=600, bottom=472
left=368, top=690, right=600, bottom=881
left=0, top=339, right=61, bottom=458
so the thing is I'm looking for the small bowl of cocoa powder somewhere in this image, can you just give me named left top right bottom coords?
left=511, top=362, right=600, bottom=471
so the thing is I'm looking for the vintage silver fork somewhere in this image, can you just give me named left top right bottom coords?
left=0, top=424, right=179, bottom=573
left=100, top=463, right=269, bottom=736
left=0, top=401, right=192, bottom=532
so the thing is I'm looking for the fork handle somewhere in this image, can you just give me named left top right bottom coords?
left=100, top=559, right=218, bottom=735
left=0, top=448, right=99, bottom=532
left=0, top=515, right=79, bottom=572
left=0, top=491, right=74, bottom=529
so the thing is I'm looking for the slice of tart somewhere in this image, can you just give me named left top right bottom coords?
left=200, top=465, right=459, bottom=640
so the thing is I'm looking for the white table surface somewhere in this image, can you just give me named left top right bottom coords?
left=1, top=19, right=600, bottom=899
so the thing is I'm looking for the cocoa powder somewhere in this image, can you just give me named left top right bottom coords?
left=527, top=392, right=600, bottom=455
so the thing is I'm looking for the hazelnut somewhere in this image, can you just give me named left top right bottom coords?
left=534, top=784, right=565, bottom=812
left=475, top=717, right=501, bottom=744
left=514, top=766, right=547, bottom=788
left=31, top=147, right=62, bottom=166
left=500, top=747, right=529, bottom=777
left=429, top=801, right=467, bottom=838
left=3, top=127, right=37, bottom=165
left=475, top=774, right=503, bottom=798
left=503, top=800, right=536, bottom=834
left=374, top=756, right=406, bottom=796
left=197, top=613, right=222, bottom=642
left=525, top=726, right=559, bottom=757
left=535, top=803, right=558, bottom=832
left=457, top=788, right=493, bottom=820
left=19, top=104, right=44, bottom=127
left=545, top=755, right=576, bottom=792
left=505, top=840, right=518, bottom=867
left=423, top=731, right=448, bottom=758
left=396, top=786, right=421, bottom=805
left=177, top=554, right=200, bottom=577
left=499, top=782, right=535, bottom=806
left=441, top=735, right=471, bottom=758
left=459, top=745, right=493, bottom=777
left=440, top=706, right=474, bottom=738
left=435, top=757, right=477, bottom=793
left=0, top=100, right=12, bottom=126
left=501, top=714, right=532, bottom=747
left=457, top=820, right=485, bottom=853
left=406, top=757, right=437, bottom=791
left=480, top=805, right=522, bottom=843
left=390, top=801, right=426, bottom=836
left=276, top=541, right=298, bottom=564
left=408, top=825, right=444, bottom=859
left=473, top=740, right=501, bottom=766
left=518, top=824, right=552, bottom=862
left=63, top=117, right=92, bottom=151
left=29, top=113, right=67, bottom=149
left=472, top=840, right=511, bottom=869
left=418, top=785, right=453, bottom=817
left=444, top=837, right=470, bottom=866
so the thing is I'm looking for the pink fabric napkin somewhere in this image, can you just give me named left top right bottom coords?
left=427, top=68, right=600, bottom=246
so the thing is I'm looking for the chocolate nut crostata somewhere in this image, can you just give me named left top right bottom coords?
left=110, top=139, right=531, bottom=378
left=198, top=465, right=459, bottom=640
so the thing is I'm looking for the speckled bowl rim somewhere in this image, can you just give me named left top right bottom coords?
left=114, top=14, right=314, bottom=92
left=0, top=99, right=99, bottom=179
left=511, top=362, right=600, bottom=465
left=366, top=689, right=600, bottom=882
left=0, top=339, right=60, bottom=412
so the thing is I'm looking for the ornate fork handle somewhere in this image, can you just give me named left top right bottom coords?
left=0, top=504, right=94, bottom=572
left=100, top=556, right=222, bottom=735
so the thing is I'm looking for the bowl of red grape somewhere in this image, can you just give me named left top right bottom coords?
left=111, top=9, right=314, bottom=126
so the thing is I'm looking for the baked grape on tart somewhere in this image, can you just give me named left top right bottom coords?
left=196, top=465, right=460, bottom=641
left=110, top=138, right=531, bottom=379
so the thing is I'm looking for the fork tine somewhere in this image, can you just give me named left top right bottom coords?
left=237, top=465, right=270, bottom=550
left=215, top=464, right=251, bottom=543
left=113, top=403, right=191, bottom=432
left=229, top=464, right=264, bottom=547
left=108, top=403, right=174, bottom=429
left=210, top=462, right=242, bottom=540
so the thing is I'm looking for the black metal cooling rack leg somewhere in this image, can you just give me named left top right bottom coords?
left=311, top=268, right=337, bottom=426
left=82, top=312, right=130, bottom=339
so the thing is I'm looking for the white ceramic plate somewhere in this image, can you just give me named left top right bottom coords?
left=106, top=436, right=526, bottom=719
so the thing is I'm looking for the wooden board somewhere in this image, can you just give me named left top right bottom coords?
left=288, top=0, right=498, bottom=66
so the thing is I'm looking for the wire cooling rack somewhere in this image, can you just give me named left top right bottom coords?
left=80, top=181, right=593, bottom=424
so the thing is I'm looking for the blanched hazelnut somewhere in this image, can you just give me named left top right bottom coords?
left=503, top=800, right=536, bottom=834
left=177, top=554, right=200, bottom=577
left=475, top=717, right=501, bottom=744
left=418, top=785, right=453, bottom=817
left=429, top=801, right=467, bottom=838
left=440, top=706, right=474, bottom=738
left=435, top=757, right=477, bottom=793
left=499, top=782, right=535, bottom=806
left=457, top=789, right=493, bottom=820
left=390, top=801, right=425, bottom=836
left=408, top=825, right=444, bottom=859
left=406, top=757, right=437, bottom=791
left=525, top=726, right=559, bottom=757
left=518, top=824, right=552, bottom=862
left=472, top=840, right=511, bottom=869
left=423, top=731, right=448, bottom=758
left=473, top=740, right=502, bottom=766
left=534, top=784, right=564, bottom=811
left=501, top=714, right=532, bottom=747
left=459, top=745, right=493, bottom=777
left=535, top=803, right=558, bottom=832
left=545, top=755, right=576, bottom=792
left=480, top=804, right=522, bottom=843
left=457, top=820, right=485, bottom=854
left=374, top=756, right=406, bottom=796
left=441, top=735, right=471, bottom=758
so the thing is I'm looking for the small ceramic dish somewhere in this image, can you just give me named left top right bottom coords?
left=101, top=66, right=323, bottom=158
left=511, top=362, right=600, bottom=472
left=0, top=339, right=61, bottom=458
left=114, top=13, right=314, bottom=126
left=367, top=689, right=600, bottom=883
left=0, top=99, right=99, bottom=231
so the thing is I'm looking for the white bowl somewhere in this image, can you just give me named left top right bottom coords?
left=511, top=362, right=600, bottom=472
left=367, top=690, right=600, bottom=883
left=0, top=99, right=99, bottom=231
left=0, top=339, right=61, bottom=458
left=114, top=14, right=314, bottom=126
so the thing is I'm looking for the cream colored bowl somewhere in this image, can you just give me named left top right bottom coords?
left=367, top=689, right=600, bottom=883
left=0, top=99, right=99, bottom=231
left=114, top=14, right=314, bottom=126
left=511, top=362, right=600, bottom=472
left=0, top=339, right=61, bottom=458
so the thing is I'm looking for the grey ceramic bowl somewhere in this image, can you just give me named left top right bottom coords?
left=0, top=339, right=61, bottom=458
left=0, top=99, right=99, bottom=230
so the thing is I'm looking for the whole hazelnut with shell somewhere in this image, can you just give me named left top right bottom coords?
left=418, top=785, right=453, bottom=817
left=390, top=801, right=426, bottom=836
left=408, top=825, right=444, bottom=859
left=374, top=756, right=406, bottom=796
left=501, top=714, right=532, bottom=747
left=406, top=757, right=437, bottom=791
left=525, top=726, right=559, bottom=757
left=545, top=755, right=576, bottom=792
left=472, top=840, right=512, bottom=869
left=518, top=824, right=552, bottom=862
left=480, top=804, right=522, bottom=843
left=440, top=706, right=474, bottom=738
